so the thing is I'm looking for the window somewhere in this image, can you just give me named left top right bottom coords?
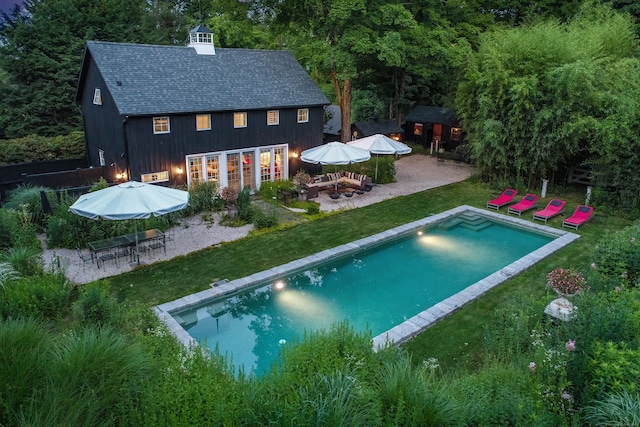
left=190, top=32, right=212, bottom=44
left=206, top=155, right=219, bottom=183
left=260, top=150, right=271, bottom=182
left=153, top=117, right=170, bottom=134
left=451, top=127, right=462, bottom=141
left=189, top=158, right=203, bottom=183
left=267, top=110, right=279, bottom=126
left=98, top=149, right=105, bottom=166
left=227, top=153, right=240, bottom=189
left=414, top=123, right=423, bottom=136
left=390, top=133, right=402, bottom=141
left=93, top=88, right=102, bottom=105
left=234, top=112, right=247, bottom=128
left=141, top=171, right=169, bottom=183
left=297, top=108, right=309, bottom=123
left=196, top=114, right=211, bottom=131
left=273, top=147, right=285, bottom=180
left=242, top=152, right=255, bottom=190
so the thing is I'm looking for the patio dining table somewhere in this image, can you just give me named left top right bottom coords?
left=88, top=229, right=165, bottom=261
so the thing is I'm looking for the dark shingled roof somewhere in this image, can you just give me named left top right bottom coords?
left=404, top=106, right=459, bottom=126
left=353, top=119, right=404, bottom=137
left=82, top=41, right=330, bottom=116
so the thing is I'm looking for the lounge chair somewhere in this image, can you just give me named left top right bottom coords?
left=487, top=188, right=517, bottom=210
left=562, top=205, right=594, bottom=230
left=507, top=194, right=539, bottom=216
left=533, top=199, right=566, bottom=223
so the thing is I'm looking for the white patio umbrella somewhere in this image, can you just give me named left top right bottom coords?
left=69, top=181, right=189, bottom=264
left=300, top=142, right=371, bottom=192
left=347, top=134, right=412, bottom=182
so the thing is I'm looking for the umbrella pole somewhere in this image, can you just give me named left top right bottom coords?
left=135, top=221, right=140, bottom=265
left=374, top=154, right=379, bottom=183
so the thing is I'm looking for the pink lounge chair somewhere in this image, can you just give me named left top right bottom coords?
left=562, top=205, right=594, bottom=230
left=487, top=188, right=517, bottom=210
left=507, top=194, right=539, bottom=216
left=533, top=199, right=566, bottom=223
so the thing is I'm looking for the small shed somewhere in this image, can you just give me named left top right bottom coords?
left=351, top=118, right=404, bottom=141
left=404, top=106, right=463, bottom=152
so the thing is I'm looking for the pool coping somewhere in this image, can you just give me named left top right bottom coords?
left=154, top=205, right=580, bottom=351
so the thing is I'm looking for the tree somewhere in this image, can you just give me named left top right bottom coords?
left=262, top=0, right=376, bottom=143
left=0, top=0, right=188, bottom=140
left=456, top=5, right=640, bottom=208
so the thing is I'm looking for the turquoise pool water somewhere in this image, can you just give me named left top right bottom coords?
left=174, top=213, right=555, bottom=374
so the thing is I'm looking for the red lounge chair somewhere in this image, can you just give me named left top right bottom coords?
left=486, top=188, right=517, bottom=210
left=533, top=199, right=566, bottom=223
left=562, top=205, right=594, bottom=230
left=507, top=194, right=539, bottom=216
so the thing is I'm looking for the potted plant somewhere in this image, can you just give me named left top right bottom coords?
left=546, top=268, right=589, bottom=297
left=220, top=186, right=239, bottom=218
left=292, top=170, right=313, bottom=201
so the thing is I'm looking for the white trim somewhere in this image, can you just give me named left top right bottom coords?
left=93, top=88, right=102, bottom=105
left=141, top=171, right=169, bottom=183
left=196, top=114, right=211, bottom=131
left=297, top=108, right=309, bottom=123
left=267, top=110, right=279, bottom=126
left=153, top=117, right=170, bottom=134
left=186, top=144, right=288, bottom=189
left=234, top=112, right=247, bottom=128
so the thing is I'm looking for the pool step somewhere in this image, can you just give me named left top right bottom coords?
left=438, top=214, right=493, bottom=232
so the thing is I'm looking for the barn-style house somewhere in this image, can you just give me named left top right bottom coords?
left=76, top=25, right=330, bottom=189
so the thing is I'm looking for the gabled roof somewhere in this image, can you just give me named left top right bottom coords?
left=353, top=119, right=404, bottom=137
left=76, top=41, right=330, bottom=116
left=404, top=106, right=458, bottom=126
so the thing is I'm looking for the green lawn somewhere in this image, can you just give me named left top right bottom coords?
left=106, top=179, right=632, bottom=371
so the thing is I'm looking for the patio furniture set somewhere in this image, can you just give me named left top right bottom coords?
left=304, top=171, right=373, bottom=199
left=83, top=229, right=166, bottom=269
left=487, top=188, right=594, bottom=230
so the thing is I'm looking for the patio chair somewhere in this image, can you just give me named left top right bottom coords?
left=532, top=199, right=566, bottom=223
left=486, top=188, right=517, bottom=210
left=562, top=205, right=594, bottom=230
left=164, top=229, right=175, bottom=248
left=507, top=194, right=539, bottom=216
left=149, top=236, right=166, bottom=257
left=97, top=248, right=118, bottom=269
left=114, top=245, right=131, bottom=264
left=76, top=246, right=94, bottom=271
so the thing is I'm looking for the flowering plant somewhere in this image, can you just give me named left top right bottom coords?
left=547, top=268, right=588, bottom=296
left=292, top=170, right=313, bottom=188
left=220, top=186, right=239, bottom=204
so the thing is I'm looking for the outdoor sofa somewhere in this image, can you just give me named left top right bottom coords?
left=304, top=172, right=372, bottom=198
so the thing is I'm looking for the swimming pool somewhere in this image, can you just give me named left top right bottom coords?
left=156, top=206, right=579, bottom=374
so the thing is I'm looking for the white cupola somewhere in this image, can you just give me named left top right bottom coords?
left=189, top=25, right=215, bottom=56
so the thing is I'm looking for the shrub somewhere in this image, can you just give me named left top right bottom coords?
left=236, top=187, right=254, bottom=222
left=19, top=326, right=150, bottom=426
left=258, top=180, right=293, bottom=202
left=0, top=209, right=20, bottom=250
left=583, top=390, right=640, bottom=426
left=1, top=246, right=43, bottom=277
left=3, top=184, right=48, bottom=230
left=591, top=222, right=640, bottom=288
left=0, top=273, right=72, bottom=320
left=587, top=341, right=640, bottom=402
left=72, top=281, right=119, bottom=327
left=183, top=181, right=221, bottom=216
left=0, top=317, right=53, bottom=425
left=252, top=209, right=278, bottom=229
left=546, top=268, right=589, bottom=296
left=0, top=132, right=85, bottom=165
left=306, top=203, right=321, bottom=215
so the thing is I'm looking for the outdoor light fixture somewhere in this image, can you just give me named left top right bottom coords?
left=291, top=151, right=299, bottom=158
left=176, top=166, right=184, bottom=174
left=417, top=230, right=423, bottom=236
left=274, top=280, right=285, bottom=290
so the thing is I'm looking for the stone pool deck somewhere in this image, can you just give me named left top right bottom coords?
left=155, top=205, right=580, bottom=351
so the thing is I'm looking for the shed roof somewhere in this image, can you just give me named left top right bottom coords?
left=77, top=41, right=330, bottom=116
left=353, top=119, right=404, bottom=137
left=404, top=106, right=458, bottom=126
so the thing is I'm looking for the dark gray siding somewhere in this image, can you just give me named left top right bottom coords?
left=78, top=55, right=128, bottom=182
